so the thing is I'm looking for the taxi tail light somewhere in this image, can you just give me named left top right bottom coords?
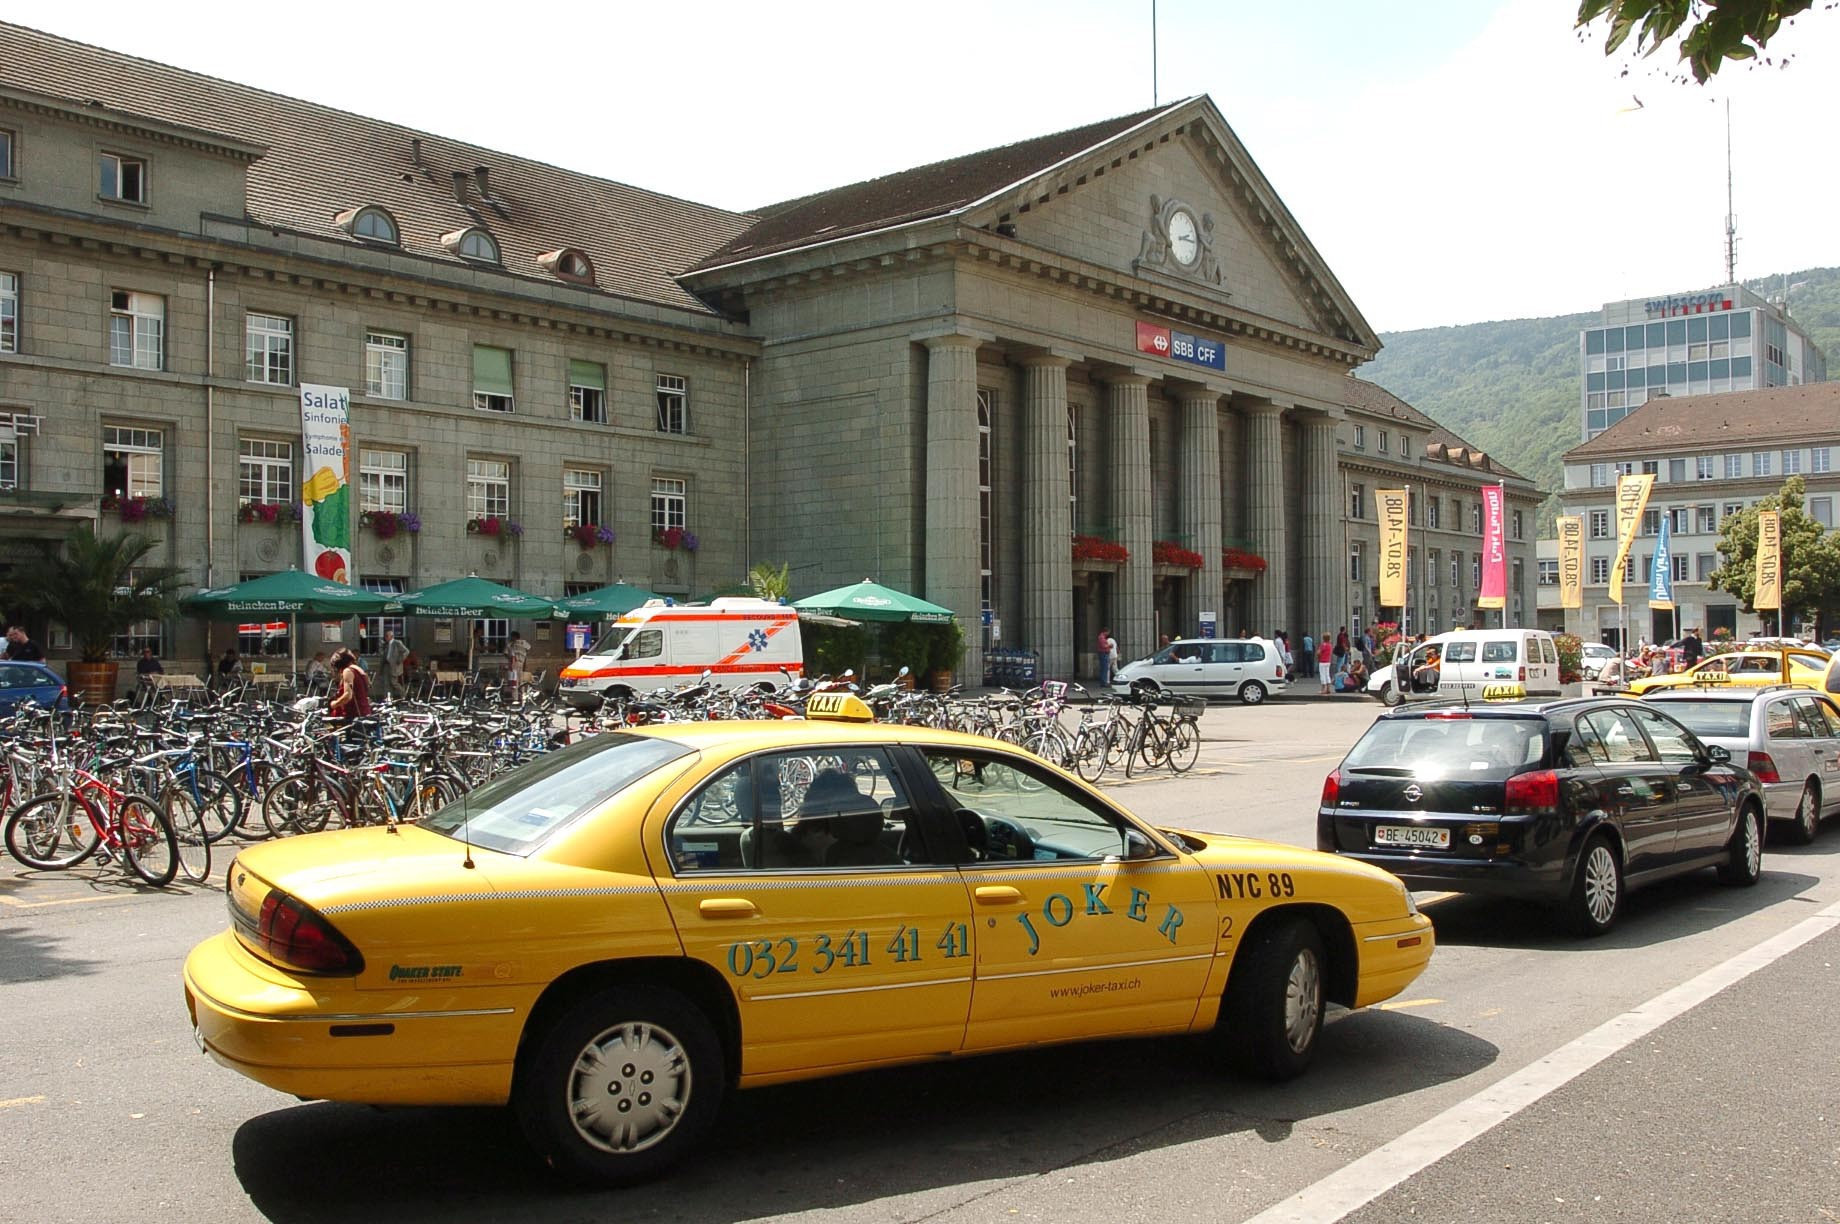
left=256, top=889, right=364, bottom=976
left=1518, top=666, right=1527, bottom=682
left=1320, top=769, right=1341, bottom=808
left=1504, top=769, right=1560, bottom=814
left=1746, top=751, right=1781, bottom=784
left=1425, top=711, right=1471, bottom=720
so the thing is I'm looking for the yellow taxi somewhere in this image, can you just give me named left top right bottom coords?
left=183, top=695, right=1433, bottom=1184
left=1624, top=648, right=1829, bottom=696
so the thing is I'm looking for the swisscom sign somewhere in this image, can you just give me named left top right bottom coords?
left=1135, top=322, right=1225, bottom=371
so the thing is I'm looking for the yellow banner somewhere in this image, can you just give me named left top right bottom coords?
left=1556, top=515, right=1584, bottom=609
left=1607, top=473, right=1653, bottom=605
left=1755, top=509, right=1782, bottom=611
left=1375, top=488, right=1409, bottom=609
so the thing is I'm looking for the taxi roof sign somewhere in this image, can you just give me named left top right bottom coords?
left=1480, top=683, right=1526, bottom=702
left=805, top=691, right=874, bottom=722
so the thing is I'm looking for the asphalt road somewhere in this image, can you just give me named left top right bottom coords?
left=2, top=697, right=1835, bottom=1222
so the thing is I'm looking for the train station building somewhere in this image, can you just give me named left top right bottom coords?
left=0, top=22, right=1536, bottom=683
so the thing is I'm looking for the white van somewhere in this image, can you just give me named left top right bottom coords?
left=557, top=597, right=803, bottom=708
left=1366, top=628, right=1562, bottom=706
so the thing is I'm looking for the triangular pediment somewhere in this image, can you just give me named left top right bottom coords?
left=961, top=98, right=1378, bottom=351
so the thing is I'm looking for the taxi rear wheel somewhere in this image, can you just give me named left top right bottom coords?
left=1218, top=917, right=1325, bottom=1080
left=514, top=984, right=725, bottom=1185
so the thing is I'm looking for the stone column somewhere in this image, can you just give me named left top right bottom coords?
left=1298, top=411, right=1343, bottom=645
left=1177, top=388, right=1223, bottom=637
left=923, top=334, right=983, bottom=682
left=1244, top=401, right=1290, bottom=636
left=1021, top=355, right=1073, bottom=679
left=1104, top=373, right=1153, bottom=664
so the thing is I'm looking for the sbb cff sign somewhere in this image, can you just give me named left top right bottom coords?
left=1135, top=322, right=1225, bottom=371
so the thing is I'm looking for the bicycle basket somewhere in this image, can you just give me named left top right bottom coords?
left=1171, top=695, right=1207, bottom=716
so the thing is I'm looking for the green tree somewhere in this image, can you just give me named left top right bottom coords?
left=11, top=527, right=184, bottom=661
left=1576, top=0, right=1824, bottom=83
left=747, top=561, right=790, bottom=601
left=1705, top=476, right=1840, bottom=631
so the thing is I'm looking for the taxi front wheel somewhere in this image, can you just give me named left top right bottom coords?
left=1217, top=918, right=1324, bottom=1080
left=514, top=984, right=726, bottom=1185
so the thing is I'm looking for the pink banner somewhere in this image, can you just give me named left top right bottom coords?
left=1477, top=483, right=1506, bottom=610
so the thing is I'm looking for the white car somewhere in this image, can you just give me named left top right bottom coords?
left=1581, top=641, right=1619, bottom=677
left=1111, top=637, right=1290, bottom=704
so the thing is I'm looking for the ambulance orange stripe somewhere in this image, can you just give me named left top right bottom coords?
left=561, top=662, right=804, bottom=681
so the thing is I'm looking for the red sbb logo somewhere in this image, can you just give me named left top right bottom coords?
left=1137, top=322, right=1172, bottom=355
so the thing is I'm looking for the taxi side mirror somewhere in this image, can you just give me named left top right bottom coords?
left=1121, top=828, right=1156, bottom=860
left=1704, top=743, right=1732, bottom=765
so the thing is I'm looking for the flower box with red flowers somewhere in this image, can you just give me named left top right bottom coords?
left=361, top=510, right=421, bottom=539
left=238, top=500, right=301, bottom=526
left=653, top=527, right=699, bottom=553
left=1071, top=534, right=1130, bottom=564
left=102, top=494, right=176, bottom=524
left=569, top=523, right=616, bottom=549
left=1152, top=540, right=1204, bottom=569
left=1223, top=547, right=1268, bottom=573
left=467, top=517, right=523, bottom=538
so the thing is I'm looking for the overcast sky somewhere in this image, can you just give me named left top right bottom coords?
left=10, top=0, right=1836, bottom=332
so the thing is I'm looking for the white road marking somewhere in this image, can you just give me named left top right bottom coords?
left=1242, top=898, right=1840, bottom=1224
left=0, top=1095, right=46, bottom=1109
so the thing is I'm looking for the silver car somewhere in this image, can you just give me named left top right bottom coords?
left=1641, top=686, right=1840, bottom=843
left=1111, top=637, right=1290, bottom=704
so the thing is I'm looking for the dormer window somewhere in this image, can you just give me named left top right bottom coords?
left=337, top=206, right=399, bottom=245
left=538, top=247, right=596, bottom=285
left=442, top=227, right=499, bottom=264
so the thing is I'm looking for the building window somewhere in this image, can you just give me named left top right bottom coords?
left=245, top=313, right=294, bottom=385
left=1671, top=555, right=1689, bottom=582
left=1723, top=453, right=1742, bottom=479
left=1695, top=455, right=1715, bottom=480
left=444, top=227, right=500, bottom=263
left=466, top=459, right=510, bottom=519
left=1589, top=463, right=1609, bottom=487
left=1427, top=499, right=1441, bottom=529
left=1378, top=430, right=1390, bottom=454
left=569, top=360, right=607, bottom=423
left=1470, top=502, right=1482, bottom=535
left=365, top=331, right=408, bottom=400
left=103, top=426, right=163, bottom=498
left=1349, top=482, right=1365, bottom=519
left=1812, top=497, right=1835, bottom=529
left=99, top=152, right=147, bottom=203
left=1666, top=458, right=1685, bottom=482
left=1472, top=556, right=1481, bottom=589
left=1450, top=550, right=1461, bottom=588
left=1625, top=555, right=1636, bottom=582
left=340, top=206, right=399, bottom=245
left=1640, top=509, right=1659, bottom=536
left=978, top=388, right=994, bottom=645
left=1428, top=549, right=1440, bottom=584
left=238, top=439, right=293, bottom=505
left=656, top=374, right=688, bottom=434
left=472, top=345, right=515, bottom=413
left=1641, top=460, right=1658, bottom=476
left=1067, top=406, right=1079, bottom=521
left=1753, top=451, right=1773, bottom=478
left=1667, top=507, right=1688, bottom=534
left=1723, top=501, right=1743, bottom=521
left=1587, top=556, right=1607, bottom=585
left=1696, top=505, right=1717, bottom=534
left=539, top=248, right=597, bottom=284
left=1783, top=449, right=1803, bottom=475
left=1511, top=509, right=1524, bottom=541
left=109, top=290, right=163, bottom=370
left=1349, top=542, right=1364, bottom=583
left=1353, top=424, right=1365, bottom=450
left=563, top=468, right=602, bottom=527
left=0, top=271, right=15, bottom=353
left=358, top=578, right=406, bottom=655
left=1538, top=559, right=1558, bottom=586
left=1589, top=509, right=1610, bottom=539
left=358, top=449, right=407, bottom=513
left=112, top=610, right=163, bottom=660
left=0, top=128, right=13, bottom=179
left=1400, top=433, right=1411, bottom=458
left=0, top=433, right=16, bottom=491
left=1814, top=447, right=1832, bottom=474
left=651, top=477, right=687, bottom=534
left=1696, top=553, right=1716, bottom=581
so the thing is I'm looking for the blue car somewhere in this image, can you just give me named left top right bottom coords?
left=0, top=661, right=68, bottom=714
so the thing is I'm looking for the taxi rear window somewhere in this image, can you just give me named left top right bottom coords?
left=1650, top=700, right=1751, bottom=737
left=420, top=733, right=691, bottom=856
left=1345, top=716, right=1546, bottom=780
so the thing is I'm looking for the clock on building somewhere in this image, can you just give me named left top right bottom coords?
left=1167, top=208, right=1200, bottom=267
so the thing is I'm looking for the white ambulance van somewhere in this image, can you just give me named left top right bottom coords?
left=557, top=597, right=803, bottom=708
left=1367, top=627, right=1562, bottom=706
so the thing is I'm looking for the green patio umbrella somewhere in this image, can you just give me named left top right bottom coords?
left=180, top=569, right=396, bottom=679
left=793, top=578, right=956, bottom=624
left=395, top=574, right=563, bottom=668
left=554, top=582, right=662, bottom=620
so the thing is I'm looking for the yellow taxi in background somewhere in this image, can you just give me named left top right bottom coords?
left=183, top=696, right=1433, bottom=1185
left=1624, top=648, right=1829, bottom=696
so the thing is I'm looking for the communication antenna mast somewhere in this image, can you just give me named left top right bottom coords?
left=1151, top=0, right=1159, bottom=106
left=1723, top=98, right=1738, bottom=285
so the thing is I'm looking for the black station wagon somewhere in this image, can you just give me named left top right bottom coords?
left=1317, top=698, right=1765, bottom=935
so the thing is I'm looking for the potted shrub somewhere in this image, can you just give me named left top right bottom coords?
left=925, top=620, right=966, bottom=691
left=15, top=526, right=182, bottom=704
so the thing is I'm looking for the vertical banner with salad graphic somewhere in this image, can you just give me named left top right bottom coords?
left=299, top=384, right=352, bottom=584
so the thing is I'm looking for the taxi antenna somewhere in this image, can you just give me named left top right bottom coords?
left=460, top=786, right=476, bottom=870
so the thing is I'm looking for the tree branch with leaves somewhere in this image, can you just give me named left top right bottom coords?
left=1576, top=0, right=1827, bottom=82
left=1705, top=475, right=1840, bottom=630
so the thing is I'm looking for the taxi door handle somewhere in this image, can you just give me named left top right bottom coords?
left=697, top=898, right=759, bottom=919
left=974, top=885, right=1024, bottom=905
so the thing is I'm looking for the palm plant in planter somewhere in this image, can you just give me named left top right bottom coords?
left=16, top=526, right=183, bottom=703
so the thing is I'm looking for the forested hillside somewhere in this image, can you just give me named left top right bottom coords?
left=1359, top=266, right=1840, bottom=526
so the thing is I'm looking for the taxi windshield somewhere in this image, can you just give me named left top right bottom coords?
left=420, top=733, right=692, bottom=856
left=1344, top=716, right=1546, bottom=781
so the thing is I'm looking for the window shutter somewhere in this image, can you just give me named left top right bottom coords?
left=473, top=345, right=514, bottom=396
left=568, top=360, right=605, bottom=391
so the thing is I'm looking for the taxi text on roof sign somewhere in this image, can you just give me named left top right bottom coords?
left=1481, top=683, right=1526, bottom=702
left=805, top=692, right=874, bottom=722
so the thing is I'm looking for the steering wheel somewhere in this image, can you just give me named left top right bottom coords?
left=982, top=816, right=1037, bottom=861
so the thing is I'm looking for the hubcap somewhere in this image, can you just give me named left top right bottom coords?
left=1584, top=845, right=1618, bottom=925
left=1283, top=947, right=1322, bottom=1053
left=566, top=1021, right=690, bottom=1154
left=1800, top=786, right=1818, bottom=836
left=1744, top=812, right=1762, bottom=875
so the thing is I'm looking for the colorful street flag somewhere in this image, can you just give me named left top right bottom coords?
left=1608, top=473, right=1654, bottom=606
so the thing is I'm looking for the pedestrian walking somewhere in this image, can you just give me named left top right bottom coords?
left=378, top=627, right=408, bottom=701
left=1680, top=627, right=1703, bottom=667
left=327, top=647, right=373, bottom=723
left=1318, top=633, right=1334, bottom=695
left=3, top=625, right=43, bottom=661
left=1274, top=631, right=1293, bottom=681
left=1096, top=627, right=1116, bottom=687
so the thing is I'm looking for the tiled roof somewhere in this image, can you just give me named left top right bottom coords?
left=1342, top=377, right=1531, bottom=483
left=0, top=22, right=753, bottom=317
left=1565, top=382, right=1840, bottom=460
left=690, top=102, right=1184, bottom=272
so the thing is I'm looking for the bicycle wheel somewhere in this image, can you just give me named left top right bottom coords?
left=117, top=795, right=178, bottom=887
left=1168, top=719, right=1201, bottom=773
left=1074, top=727, right=1112, bottom=784
left=350, top=772, right=397, bottom=827
left=193, top=769, right=245, bottom=844
left=265, top=771, right=343, bottom=836
left=5, top=791, right=102, bottom=869
left=1137, top=721, right=1172, bottom=773
left=161, top=787, right=213, bottom=883
left=232, top=761, right=282, bottom=840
